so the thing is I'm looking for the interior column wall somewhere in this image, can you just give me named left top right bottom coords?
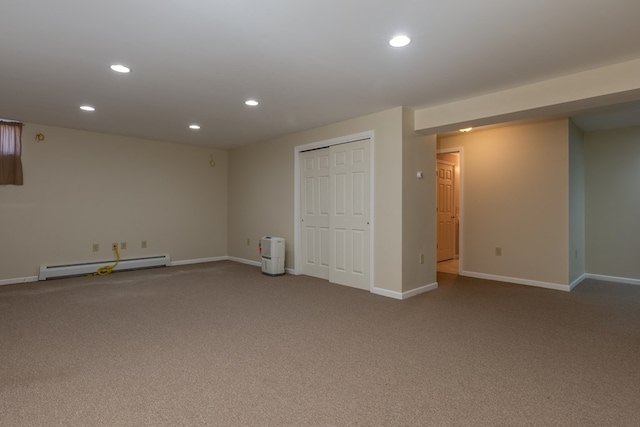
left=585, top=126, right=640, bottom=280
left=568, top=120, right=586, bottom=284
left=402, top=108, right=437, bottom=293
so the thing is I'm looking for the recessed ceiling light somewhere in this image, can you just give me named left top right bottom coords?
left=245, top=99, right=259, bottom=106
left=189, top=124, right=201, bottom=130
left=459, top=127, right=473, bottom=132
left=110, top=64, right=131, bottom=73
left=80, top=105, right=96, bottom=112
left=389, top=35, right=411, bottom=48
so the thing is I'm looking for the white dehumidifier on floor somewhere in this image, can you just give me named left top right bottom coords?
left=260, top=236, right=285, bottom=276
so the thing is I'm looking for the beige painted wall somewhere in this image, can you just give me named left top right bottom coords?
left=585, top=126, right=640, bottom=280
left=402, top=108, right=437, bottom=292
left=0, top=124, right=228, bottom=281
left=438, top=119, right=570, bottom=285
left=228, top=107, right=405, bottom=293
left=568, top=120, right=585, bottom=283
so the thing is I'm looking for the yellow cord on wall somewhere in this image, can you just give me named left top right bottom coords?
left=93, top=245, right=121, bottom=276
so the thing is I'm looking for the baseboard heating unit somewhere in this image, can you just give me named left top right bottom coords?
left=38, top=255, right=171, bottom=280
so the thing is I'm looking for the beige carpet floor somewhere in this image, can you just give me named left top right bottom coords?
left=1, top=261, right=639, bottom=426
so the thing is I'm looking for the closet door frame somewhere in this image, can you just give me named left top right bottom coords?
left=294, top=131, right=374, bottom=292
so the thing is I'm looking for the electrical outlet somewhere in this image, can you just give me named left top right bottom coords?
left=495, top=247, right=502, bottom=256
left=92, top=243, right=99, bottom=252
left=141, top=240, right=147, bottom=249
left=112, top=243, right=118, bottom=250
left=420, top=253, right=424, bottom=264
left=121, top=241, right=127, bottom=250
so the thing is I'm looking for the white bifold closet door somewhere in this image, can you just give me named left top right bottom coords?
left=300, top=139, right=370, bottom=290
left=300, top=148, right=331, bottom=280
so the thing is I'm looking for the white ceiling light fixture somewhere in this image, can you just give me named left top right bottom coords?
left=459, top=127, right=473, bottom=132
left=110, top=64, right=131, bottom=73
left=245, top=99, right=259, bottom=106
left=389, top=35, right=411, bottom=48
left=189, top=124, right=201, bottom=130
left=80, top=105, right=96, bottom=111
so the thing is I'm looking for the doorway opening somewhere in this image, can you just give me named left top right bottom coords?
left=436, top=149, right=462, bottom=275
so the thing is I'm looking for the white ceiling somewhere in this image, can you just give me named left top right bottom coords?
left=2, top=0, right=640, bottom=148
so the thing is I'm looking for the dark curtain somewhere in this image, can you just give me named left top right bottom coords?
left=0, top=121, right=24, bottom=185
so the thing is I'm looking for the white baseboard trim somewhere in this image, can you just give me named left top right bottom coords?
left=0, top=257, right=277, bottom=286
left=371, top=282, right=438, bottom=300
left=371, top=287, right=403, bottom=299
left=229, top=257, right=299, bottom=276
left=402, top=282, right=439, bottom=299
left=227, top=257, right=296, bottom=275
left=461, top=270, right=571, bottom=292
left=584, top=274, right=640, bottom=286
left=569, top=273, right=587, bottom=290
left=170, top=256, right=229, bottom=266
left=0, top=276, right=39, bottom=287
left=228, top=257, right=261, bottom=267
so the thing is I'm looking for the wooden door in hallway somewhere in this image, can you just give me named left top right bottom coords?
left=437, top=160, right=455, bottom=262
